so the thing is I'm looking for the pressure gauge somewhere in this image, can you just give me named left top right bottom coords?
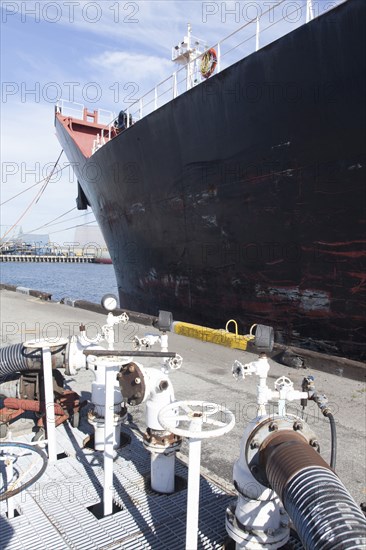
left=101, top=293, right=118, bottom=311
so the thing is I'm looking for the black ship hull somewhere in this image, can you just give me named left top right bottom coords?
left=56, top=0, right=366, bottom=359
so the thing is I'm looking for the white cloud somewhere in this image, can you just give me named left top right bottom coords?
left=88, top=50, right=172, bottom=94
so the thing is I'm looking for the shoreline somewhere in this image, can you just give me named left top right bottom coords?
left=1, top=282, right=365, bottom=382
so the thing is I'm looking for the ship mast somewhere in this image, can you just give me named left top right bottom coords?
left=306, top=0, right=315, bottom=22
left=171, top=24, right=206, bottom=91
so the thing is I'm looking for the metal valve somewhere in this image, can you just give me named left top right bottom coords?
left=159, top=400, right=235, bottom=439
left=232, top=353, right=271, bottom=381
left=133, top=335, right=156, bottom=350
left=274, top=375, right=293, bottom=391
left=162, top=354, right=183, bottom=373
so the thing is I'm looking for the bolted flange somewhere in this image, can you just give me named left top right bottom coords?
left=117, top=362, right=146, bottom=405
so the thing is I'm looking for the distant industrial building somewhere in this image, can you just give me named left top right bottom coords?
left=74, top=225, right=107, bottom=249
left=15, top=233, right=50, bottom=247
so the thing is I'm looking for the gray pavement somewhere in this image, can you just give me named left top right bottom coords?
left=1, top=289, right=365, bottom=506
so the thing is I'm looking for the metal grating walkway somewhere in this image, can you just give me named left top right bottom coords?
left=1, top=422, right=233, bottom=549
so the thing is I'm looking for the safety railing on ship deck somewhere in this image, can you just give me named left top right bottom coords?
left=56, top=99, right=116, bottom=153
left=121, top=0, right=346, bottom=126
left=56, top=0, right=347, bottom=153
left=56, top=100, right=115, bottom=128
left=57, top=100, right=84, bottom=119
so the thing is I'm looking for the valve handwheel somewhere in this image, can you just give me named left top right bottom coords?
left=275, top=376, right=293, bottom=390
left=159, top=400, right=235, bottom=550
left=167, top=354, right=183, bottom=370
left=158, top=400, right=235, bottom=439
left=0, top=442, right=48, bottom=501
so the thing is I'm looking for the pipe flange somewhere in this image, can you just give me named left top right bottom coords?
left=225, top=502, right=290, bottom=548
left=246, top=415, right=317, bottom=487
left=88, top=410, right=125, bottom=427
left=117, top=362, right=146, bottom=405
left=24, top=338, right=69, bottom=349
left=143, top=439, right=181, bottom=455
left=143, top=428, right=182, bottom=453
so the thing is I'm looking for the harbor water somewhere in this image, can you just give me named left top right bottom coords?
left=0, top=262, right=118, bottom=303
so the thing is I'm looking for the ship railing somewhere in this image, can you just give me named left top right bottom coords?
left=57, top=99, right=115, bottom=136
left=82, top=0, right=345, bottom=149
left=92, top=133, right=107, bottom=154
left=97, top=108, right=116, bottom=127
left=57, top=99, right=85, bottom=119
left=121, top=0, right=345, bottom=127
left=57, top=99, right=116, bottom=152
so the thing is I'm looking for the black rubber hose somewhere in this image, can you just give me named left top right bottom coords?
left=0, top=442, right=48, bottom=500
left=326, top=412, right=337, bottom=470
left=283, top=468, right=366, bottom=550
left=0, top=344, right=29, bottom=380
left=262, top=432, right=366, bottom=550
left=0, top=342, right=66, bottom=381
left=310, top=390, right=337, bottom=470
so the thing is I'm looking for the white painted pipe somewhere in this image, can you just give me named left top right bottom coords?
left=91, top=362, right=123, bottom=417
left=103, top=365, right=115, bottom=516
left=43, top=347, right=57, bottom=462
left=93, top=420, right=120, bottom=452
left=158, top=401, right=235, bottom=549
left=184, top=413, right=204, bottom=550
left=160, top=333, right=168, bottom=352
left=6, top=460, right=14, bottom=519
left=151, top=453, right=175, bottom=494
left=186, top=435, right=202, bottom=550
left=88, top=354, right=125, bottom=453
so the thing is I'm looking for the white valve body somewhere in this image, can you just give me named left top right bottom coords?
left=87, top=356, right=127, bottom=452
left=144, top=367, right=175, bottom=430
left=150, top=453, right=176, bottom=494
left=228, top=415, right=290, bottom=549
left=90, top=360, right=123, bottom=416
left=141, top=366, right=177, bottom=494
left=228, top=356, right=313, bottom=548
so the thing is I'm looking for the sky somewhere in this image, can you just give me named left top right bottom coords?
left=0, top=0, right=344, bottom=247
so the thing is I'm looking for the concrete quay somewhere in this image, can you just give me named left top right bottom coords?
left=1, top=288, right=365, bottom=508
left=0, top=254, right=94, bottom=263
